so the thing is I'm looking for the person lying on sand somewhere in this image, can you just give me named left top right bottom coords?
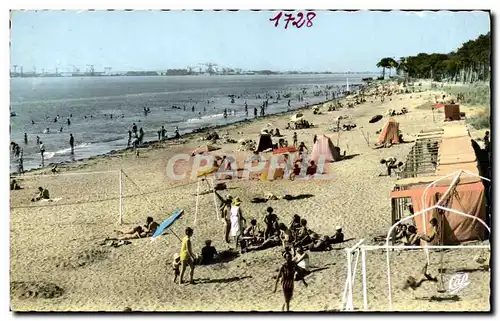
left=200, top=240, right=217, bottom=265
left=403, top=262, right=438, bottom=291
left=172, top=253, right=181, bottom=283
left=329, top=226, right=344, bottom=244
left=274, top=252, right=297, bottom=312
left=246, top=235, right=280, bottom=252
left=31, top=186, right=50, bottom=202
left=113, top=216, right=159, bottom=240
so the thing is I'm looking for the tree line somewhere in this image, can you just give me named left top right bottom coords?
left=376, top=32, right=490, bottom=83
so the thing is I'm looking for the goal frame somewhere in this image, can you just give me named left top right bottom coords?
left=341, top=170, right=491, bottom=311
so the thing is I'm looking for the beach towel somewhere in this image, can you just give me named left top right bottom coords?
left=40, top=197, right=63, bottom=203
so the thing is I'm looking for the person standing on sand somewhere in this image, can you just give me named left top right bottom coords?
left=161, top=126, right=167, bottom=140
left=313, top=134, right=317, bottom=144
left=274, top=252, right=296, bottom=312
left=229, top=198, right=246, bottom=250
left=127, top=130, right=132, bottom=147
left=484, top=131, right=490, bottom=152
left=39, top=141, right=45, bottom=166
left=179, top=227, right=196, bottom=285
left=292, top=132, right=298, bottom=147
left=254, top=107, right=258, bottom=118
left=69, top=133, right=74, bottom=155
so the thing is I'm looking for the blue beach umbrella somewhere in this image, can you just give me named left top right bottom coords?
left=151, top=209, right=184, bottom=240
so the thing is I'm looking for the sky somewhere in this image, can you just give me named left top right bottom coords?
left=10, top=10, right=490, bottom=73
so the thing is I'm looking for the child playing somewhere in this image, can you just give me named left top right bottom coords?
left=172, top=253, right=181, bottom=283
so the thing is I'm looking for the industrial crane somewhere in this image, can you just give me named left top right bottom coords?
left=199, top=63, right=218, bottom=75
left=86, top=64, right=95, bottom=75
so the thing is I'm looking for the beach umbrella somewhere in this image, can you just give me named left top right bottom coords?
left=290, top=113, right=304, bottom=122
left=151, top=209, right=184, bottom=240
left=273, top=146, right=297, bottom=155
left=369, top=115, right=383, bottom=124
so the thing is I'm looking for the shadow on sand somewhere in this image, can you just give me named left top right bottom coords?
left=342, top=153, right=360, bottom=161
left=283, top=194, right=314, bottom=201
left=195, top=275, right=252, bottom=284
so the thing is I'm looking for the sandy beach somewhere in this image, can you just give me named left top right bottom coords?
left=10, top=82, right=491, bottom=311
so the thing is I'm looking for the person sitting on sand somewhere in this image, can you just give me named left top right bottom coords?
left=179, top=227, right=196, bottom=285
left=403, top=262, right=438, bottom=291
left=298, top=142, right=308, bottom=155
left=264, top=207, right=279, bottom=239
left=10, top=179, right=21, bottom=191
left=293, top=247, right=310, bottom=286
left=114, top=216, right=160, bottom=240
left=379, top=157, right=402, bottom=177
left=306, top=160, right=317, bottom=176
left=279, top=223, right=295, bottom=253
left=418, top=218, right=439, bottom=244
left=172, top=253, right=181, bottom=283
left=200, top=240, right=217, bottom=265
left=31, top=186, right=50, bottom=202
left=274, top=252, right=297, bottom=312
left=243, top=219, right=262, bottom=239
left=402, top=225, right=420, bottom=246
left=309, top=235, right=331, bottom=252
left=289, top=214, right=301, bottom=234
left=285, top=123, right=291, bottom=130
left=330, top=226, right=344, bottom=244
left=274, top=128, right=281, bottom=137
left=294, top=219, right=312, bottom=247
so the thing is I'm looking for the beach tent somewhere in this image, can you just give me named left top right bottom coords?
left=376, top=118, right=400, bottom=146
left=191, top=144, right=220, bottom=156
left=310, top=135, right=341, bottom=163
left=290, top=113, right=304, bottom=122
left=256, top=132, right=273, bottom=153
left=390, top=123, right=488, bottom=244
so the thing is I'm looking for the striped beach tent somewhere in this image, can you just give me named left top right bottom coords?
left=310, top=135, right=341, bottom=163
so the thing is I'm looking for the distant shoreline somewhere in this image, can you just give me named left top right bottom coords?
left=10, top=94, right=355, bottom=177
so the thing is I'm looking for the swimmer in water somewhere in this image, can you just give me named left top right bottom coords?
left=59, top=127, right=63, bottom=133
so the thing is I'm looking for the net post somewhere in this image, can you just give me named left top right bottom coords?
left=346, top=249, right=353, bottom=311
left=210, top=177, right=219, bottom=221
left=361, top=247, right=368, bottom=311
left=194, top=180, right=200, bottom=226
left=119, top=169, right=124, bottom=225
